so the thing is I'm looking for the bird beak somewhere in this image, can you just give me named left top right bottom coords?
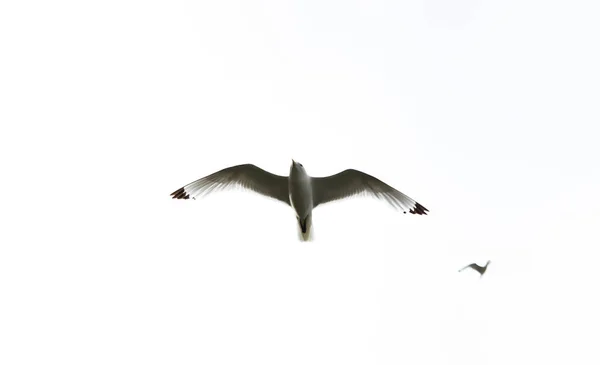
left=291, top=159, right=295, bottom=165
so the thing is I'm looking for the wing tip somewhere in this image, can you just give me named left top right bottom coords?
left=409, top=202, right=429, bottom=215
left=170, top=187, right=190, bottom=199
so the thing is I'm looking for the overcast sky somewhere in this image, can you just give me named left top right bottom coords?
left=1, top=1, right=599, bottom=364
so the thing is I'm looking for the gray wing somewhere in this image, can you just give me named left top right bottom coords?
left=171, top=164, right=290, bottom=206
left=311, top=169, right=428, bottom=214
left=459, top=264, right=476, bottom=272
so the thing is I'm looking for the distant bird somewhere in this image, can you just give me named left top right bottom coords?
left=459, top=260, right=491, bottom=278
left=171, top=160, right=428, bottom=241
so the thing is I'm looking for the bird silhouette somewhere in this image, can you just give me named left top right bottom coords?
left=459, top=260, right=491, bottom=278
left=171, top=160, right=428, bottom=241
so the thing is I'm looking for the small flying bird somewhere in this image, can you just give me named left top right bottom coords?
left=170, top=160, right=428, bottom=241
left=459, top=260, right=491, bottom=278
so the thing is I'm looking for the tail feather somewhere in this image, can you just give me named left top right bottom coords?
left=297, top=214, right=314, bottom=242
left=298, top=228, right=313, bottom=241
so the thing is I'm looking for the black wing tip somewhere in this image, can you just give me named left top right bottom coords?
left=170, top=187, right=190, bottom=199
left=409, top=202, right=429, bottom=215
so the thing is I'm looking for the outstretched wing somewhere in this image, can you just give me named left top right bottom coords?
left=311, top=169, right=428, bottom=214
left=459, top=264, right=476, bottom=272
left=171, top=164, right=290, bottom=205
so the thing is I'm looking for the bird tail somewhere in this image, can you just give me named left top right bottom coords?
left=297, top=214, right=314, bottom=242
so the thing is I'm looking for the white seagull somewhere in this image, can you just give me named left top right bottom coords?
left=459, top=260, right=491, bottom=278
left=170, top=160, right=428, bottom=241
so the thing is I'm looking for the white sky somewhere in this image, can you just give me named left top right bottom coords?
left=1, top=0, right=599, bottom=364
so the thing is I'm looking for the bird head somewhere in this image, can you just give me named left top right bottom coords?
left=290, top=159, right=306, bottom=174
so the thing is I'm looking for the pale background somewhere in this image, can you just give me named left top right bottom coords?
left=1, top=1, right=599, bottom=364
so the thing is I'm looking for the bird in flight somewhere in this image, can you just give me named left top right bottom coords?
left=459, top=260, right=491, bottom=278
left=170, top=160, right=428, bottom=241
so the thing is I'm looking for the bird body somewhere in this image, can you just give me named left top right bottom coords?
left=289, top=161, right=314, bottom=240
left=459, top=260, right=491, bottom=278
left=171, top=160, right=428, bottom=241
